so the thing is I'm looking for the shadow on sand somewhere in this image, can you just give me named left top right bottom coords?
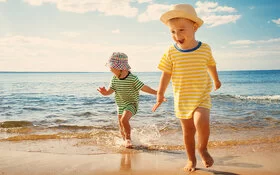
left=195, top=168, right=240, bottom=175
left=215, top=155, right=262, bottom=168
left=119, top=146, right=262, bottom=175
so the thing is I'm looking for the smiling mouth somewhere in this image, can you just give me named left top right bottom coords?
left=178, top=40, right=184, bottom=44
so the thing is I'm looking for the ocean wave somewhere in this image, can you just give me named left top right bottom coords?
left=72, top=112, right=98, bottom=117
left=0, top=121, right=33, bottom=128
left=139, top=95, right=158, bottom=102
left=50, top=125, right=94, bottom=130
left=208, top=136, right=280, bottom=147
left=235, top=95, right=280, bottom=101
left=82, top=97, right=115, bottom=105
left=23, top=107, right=46, bottom=111
left=212, top=94, right=280, bottom=102
left=48, top=124, right=118, bottom=131
left=1, top=130, right=279, bottom=151
left=1, top=133, right=93, bottom=141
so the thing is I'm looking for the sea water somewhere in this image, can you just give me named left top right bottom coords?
left=0, top=70, right=280, bottom=152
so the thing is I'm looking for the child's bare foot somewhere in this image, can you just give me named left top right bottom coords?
left=183, top=159, right=196, bottom=172
left=199, top=150, right=214, bottom=168
left=124, top=139, right=132, bottom=148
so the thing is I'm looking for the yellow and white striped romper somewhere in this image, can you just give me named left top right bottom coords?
left=158, top=42, right=216, bottom=119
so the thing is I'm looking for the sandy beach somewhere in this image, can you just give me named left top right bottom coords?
left=0, top=139, right=279, bottom=175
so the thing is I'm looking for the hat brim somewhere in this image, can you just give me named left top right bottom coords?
left=160, top=10, right=203, bottom=28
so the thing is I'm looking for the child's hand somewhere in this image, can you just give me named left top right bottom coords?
left=97, top=87, right=107, bottom=95
left=214, top=80, right=222, bottom=91
left=152, top=94, right=166, bottom=112
left=97, top=87, right=114, bottom=96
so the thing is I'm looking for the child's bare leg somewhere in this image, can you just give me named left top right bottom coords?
left=180, top=118, right=196, bottom=172
left=120, top=110, right=133, bottom=148
left=118, top=115, right=125, bottom=140
left=193, top=107, right=214, bottom=168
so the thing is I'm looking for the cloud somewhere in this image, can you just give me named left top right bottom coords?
left=215, top=37, right=280, bottom=70
left=202, top=15, right=241, bottom=27
left=0, top=35, right=113, bottom=71
left=23, top=0, right=138, bottom=17
left=138, top=1, right=241, bottom=27
left=272, top=18, right=280, bottom=26
left=0, top=0, right=7, bottom=2
left=215, top=50, right=280, bottom=70
left=1, top=35, right=279, bottom=72
left=216, top=46, right=280, bottom=59
left=0, top=35, right=165, bottom=71
left=195, top=1, right=241, bottom=27
left=61, top=32, right=81, bottom=38
left=22, top=0, right=240, bottom=27
left=229, top=38, right=280, bottom=45
left=0, top=35, right=107, bottom=54
left=112, top=29, right=120, bottom=34
left=196, top=1, right=236, bottom=14
left=229, top=40, right=254, bottom=45
left=23, top=0, right=56, bottom=6
left=138, top=3, right=170, bottom=22
left=137, top=0, right=152, bottom=3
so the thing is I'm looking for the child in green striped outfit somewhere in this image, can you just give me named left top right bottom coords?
left=97, top=52, right=158, bottom=148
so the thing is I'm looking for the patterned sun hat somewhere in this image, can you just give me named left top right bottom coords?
left=107, top=52, right=131, bottom=70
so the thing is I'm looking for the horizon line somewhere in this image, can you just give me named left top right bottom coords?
left=0, top=69, right=280, bottom=73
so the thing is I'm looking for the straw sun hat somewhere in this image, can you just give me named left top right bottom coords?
left=107, top=52, right=131, bottom=70
left=160, top=4, right=204, bottom=28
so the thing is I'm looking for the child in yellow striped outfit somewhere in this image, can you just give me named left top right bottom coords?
left=152, top=4, right=221, bottom=172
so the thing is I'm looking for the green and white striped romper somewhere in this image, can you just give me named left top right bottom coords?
left=110, top=72, right=144, bottom=115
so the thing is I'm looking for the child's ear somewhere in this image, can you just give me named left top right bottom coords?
left=193, top=23, right=198, bottom=32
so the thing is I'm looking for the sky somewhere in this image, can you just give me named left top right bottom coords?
left=0, top=0, right=279, bottom=72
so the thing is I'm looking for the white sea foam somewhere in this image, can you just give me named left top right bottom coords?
left=235, top=95, right=280, bottom=101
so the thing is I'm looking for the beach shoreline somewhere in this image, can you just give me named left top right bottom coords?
left=0, top=139, right=279, bottom=175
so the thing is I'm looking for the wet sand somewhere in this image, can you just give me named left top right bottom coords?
left=0, top=140, right=279, bottom=175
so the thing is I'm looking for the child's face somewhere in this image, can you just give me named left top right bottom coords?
left=167, top=18, right=198, bottom=50
left=110, top=67, right=120, bottom=76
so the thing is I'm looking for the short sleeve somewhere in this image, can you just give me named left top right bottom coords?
left=206, top=45, right=216, bottom=66
left=133, top=76, right=144, bottom=91
left=158, top=48, right=173, bottom=74
left=109, top=77, right=116, bottom=91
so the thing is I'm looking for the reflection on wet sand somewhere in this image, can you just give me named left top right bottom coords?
left=120, top=153, right=132, bottom=171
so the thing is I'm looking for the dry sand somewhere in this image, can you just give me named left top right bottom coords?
left=0, top=140, right=279, bottom=175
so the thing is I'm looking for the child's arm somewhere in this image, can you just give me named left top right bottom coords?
left=208, top=65, right=222, bottom=91
left=141, top=85, right=157, bottom=95
left=97, top=87, right=114, bottom=96
left=152, top=72, right=171, bottom=112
